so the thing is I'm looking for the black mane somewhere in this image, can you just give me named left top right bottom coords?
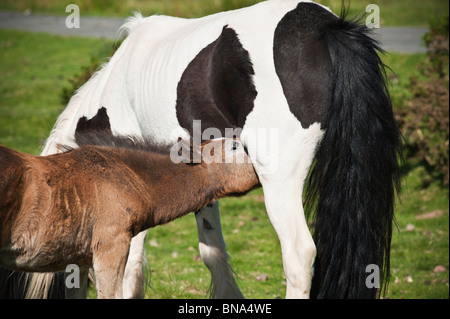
left=60, top=106, right=175, bottom=155
left=59, top=131, right=174, bottom=155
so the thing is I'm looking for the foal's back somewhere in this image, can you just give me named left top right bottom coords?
left=0, top=146, right=26, bottom=245
left=0, top=145, right=149, bottom=272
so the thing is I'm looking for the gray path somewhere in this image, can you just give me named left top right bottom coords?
left=373, top=26, right=428, bottom=53
left=0, top=10, right=428, bottom=53
left=0, top=11, right=124, bottom=39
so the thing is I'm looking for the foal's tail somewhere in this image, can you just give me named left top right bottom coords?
left=306, top=13, right=402, bottom=298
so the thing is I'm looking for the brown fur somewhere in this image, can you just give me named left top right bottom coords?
left=0, top=138, right=258, bottom=298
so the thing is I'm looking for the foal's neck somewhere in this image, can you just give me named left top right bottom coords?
left=117, top=149, right=221, bottom=226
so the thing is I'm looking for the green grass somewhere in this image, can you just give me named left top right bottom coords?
left=0, top=27, right=448, bottom=299
left=141, top=188, right=285, bottom=299
left=382, top=53, right=430, bottom=108
left=0, top=0, right=262, bottom=19
left=0, top=30, right=112, bottom=154
left=0, top=0, right=448, bottom=26
left=382, top=52, right=449, bottom=298
left=316, top=0, right=449, bottom=26
left=387, top=160, right=449, bottom=299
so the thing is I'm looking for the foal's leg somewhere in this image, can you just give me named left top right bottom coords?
left=122, top=230, right=148, bottom=298
left=195, top=201, right=243, bottom=299
left=93, top=233, right=131, bottom=299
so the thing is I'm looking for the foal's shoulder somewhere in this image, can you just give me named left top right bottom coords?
left=71, top=144, right=115, bottom=161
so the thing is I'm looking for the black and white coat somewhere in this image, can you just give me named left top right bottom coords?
left=36, top=0, right=401, bottom=299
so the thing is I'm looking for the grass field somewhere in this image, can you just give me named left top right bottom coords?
left=0, top=0, right=448, bottom=26
left=0, top=1, right=448, bottom=299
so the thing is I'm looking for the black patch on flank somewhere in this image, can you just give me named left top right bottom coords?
left=176, top=26, right=257, bottom=141
left=75, top=107, right=112, bottom=141
left=273, top=2, right=334, bottom=129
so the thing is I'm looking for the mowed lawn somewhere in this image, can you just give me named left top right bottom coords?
left=0, top=0, right=448, bottom=299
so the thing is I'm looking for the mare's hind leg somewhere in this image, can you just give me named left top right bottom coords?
left=248, top=124, right=324, bottom=298
left=195, top=201, right=243, bottom=299
left=93, top=233, right=131, bottom=299
left=122, top=230, right=148, bottom=298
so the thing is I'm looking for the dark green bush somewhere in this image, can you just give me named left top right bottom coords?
left=397, top=15, right=449, bottom=186
left=423, top=15, right=449, bottom=78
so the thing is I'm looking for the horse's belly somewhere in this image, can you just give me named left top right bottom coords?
left=1, top=229, right=92, bottom=273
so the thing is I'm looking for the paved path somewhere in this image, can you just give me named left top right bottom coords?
left=374, top=26, right=428, bottom=53
left=0, top=10, right=428, bottom=53
left=0, top=11, right=124, bottom=39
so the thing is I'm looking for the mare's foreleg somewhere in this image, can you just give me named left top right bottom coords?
left=122, top=230, right=148, bottom=298
left=195, top=202, right=243, bottom=299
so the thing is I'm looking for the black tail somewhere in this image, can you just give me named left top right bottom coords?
left=306, top=10, right=403, bottom=298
